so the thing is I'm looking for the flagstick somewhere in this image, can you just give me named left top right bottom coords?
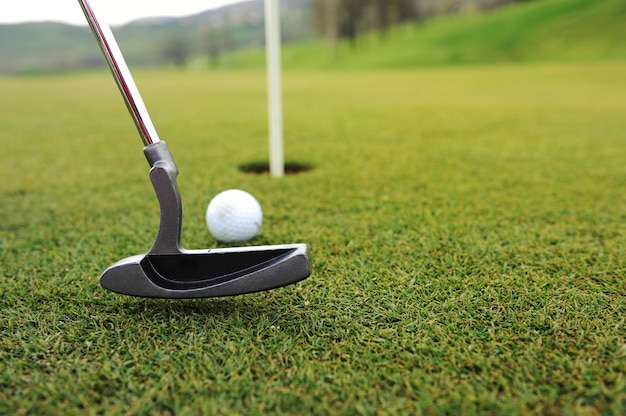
left=264, top=0, right=284, bottom=178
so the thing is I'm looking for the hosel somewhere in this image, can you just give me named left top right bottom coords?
left=143, top=141, right=183, bottom=255
left=144, top=141, right=177, bottom=172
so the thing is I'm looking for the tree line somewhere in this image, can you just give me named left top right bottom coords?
left=312, top=0, right=531, bottom=48
left=163, top=0, right=533, bottom=67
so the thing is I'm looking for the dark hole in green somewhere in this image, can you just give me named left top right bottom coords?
left=239, top=161, right=314, bottom=175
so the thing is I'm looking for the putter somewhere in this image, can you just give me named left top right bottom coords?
left=78, top=0, right=311, bottom=298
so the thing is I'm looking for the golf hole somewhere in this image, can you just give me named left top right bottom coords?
left=239, top=161, right=314, bottom=175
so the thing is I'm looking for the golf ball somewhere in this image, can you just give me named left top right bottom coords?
left=206, top=189, right=263, bottom=242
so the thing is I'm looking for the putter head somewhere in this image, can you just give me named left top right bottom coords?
left=100, top=244, right=311, bottom=298
left=100, top=142, right=311, bottom=298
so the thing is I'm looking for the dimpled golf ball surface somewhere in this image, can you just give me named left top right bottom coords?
left=206, top=189, right=263, bottom=242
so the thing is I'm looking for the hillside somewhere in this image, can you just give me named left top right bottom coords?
left=0, top=0, right=312, bottom=74
left=0, top=0, right=624, bottom=74
left=226, top=0, right=626, bottom=69
left=0, top=22, right=99, bottom=73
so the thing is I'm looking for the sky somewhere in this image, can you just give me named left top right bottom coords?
left=0, top=0, right=248, bottom=26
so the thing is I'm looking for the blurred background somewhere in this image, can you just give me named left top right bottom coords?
left=1, top=0, right=624, bottom=74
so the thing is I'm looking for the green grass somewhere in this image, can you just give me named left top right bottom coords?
left=223, top=0, right=626, bottom=69
left=1, top=61, right=626, bottom=414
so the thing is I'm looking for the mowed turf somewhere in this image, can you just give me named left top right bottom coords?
left=1, top=62, right=625, bottom=414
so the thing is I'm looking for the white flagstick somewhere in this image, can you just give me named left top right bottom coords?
left=264, top=0, right=284, bottom=178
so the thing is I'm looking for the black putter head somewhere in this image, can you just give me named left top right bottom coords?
left=100, top=142, right=311, bottom=298
left=100, top=245, right=311, bottom=298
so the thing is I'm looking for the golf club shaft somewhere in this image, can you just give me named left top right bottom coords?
left=78, top=0, right=160, bottom=145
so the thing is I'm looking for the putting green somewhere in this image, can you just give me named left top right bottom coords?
left=1, top=61, right=625, bottom=414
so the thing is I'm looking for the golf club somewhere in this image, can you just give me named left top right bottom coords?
left=77, top=0, right=311, bottom=298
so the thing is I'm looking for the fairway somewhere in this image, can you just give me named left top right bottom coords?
left=1, top=62, right=625, bottom=414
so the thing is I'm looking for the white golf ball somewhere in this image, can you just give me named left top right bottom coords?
left=206, top=189, right=263, bottom=242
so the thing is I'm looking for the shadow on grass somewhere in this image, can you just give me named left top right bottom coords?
left=98, top=298, right=244, bottom=318
left=95, top=295, right=297, bottom=324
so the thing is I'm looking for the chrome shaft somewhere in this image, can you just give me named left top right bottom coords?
left=78, top=0, right=160, bottom=145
